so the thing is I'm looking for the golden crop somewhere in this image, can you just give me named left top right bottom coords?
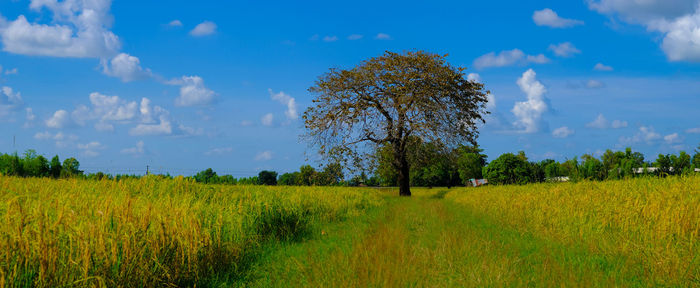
left=446, top=175, right=700, bottom=285
left=0, top=175, right=381, bottom=287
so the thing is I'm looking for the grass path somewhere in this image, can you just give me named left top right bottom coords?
left=233, top=189, right=659, bottom=287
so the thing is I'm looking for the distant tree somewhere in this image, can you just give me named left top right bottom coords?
left=297, top=165, right=317, bottom=186
left=278, top=172, right=299, bottom=186
left=670, top=151, right=692, bottom=175
left=258, top=170, right=278, bottom=185
left=303, top=51, right=489, bottom=196
left=456, top=145, right=487, bottom=185
left=559, top=157, right=579, bottom=180
left=654, top=154, right=672, bottom=175
left=693, top=144, right=700, bottom=168
left=49, top=155, right=62, bottom=178
left=483, top=153, right=531, bottom=185
left=579, top=154, right=604, bottom=180
left=194, top=168, right=218, bottom=184
left=219, top=175, right=237, bottom=185
left=316, top=163, right=344, bottom=186
left=60, top=157, right=82, bottom=178
left=542, top=159, right=561, bottom=179
left=22, top=150, right=49, bottom=177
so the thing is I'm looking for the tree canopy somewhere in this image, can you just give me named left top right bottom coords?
left=303, top=50, right=489, bottom=196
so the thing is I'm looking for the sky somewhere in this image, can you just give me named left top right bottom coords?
left=0, top=0, right=699, bottom=176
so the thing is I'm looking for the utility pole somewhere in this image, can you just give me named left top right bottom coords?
left=146, top=165, right=149, bottom=175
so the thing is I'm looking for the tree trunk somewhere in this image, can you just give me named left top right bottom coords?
left=396, top=152, right=411, bottom=197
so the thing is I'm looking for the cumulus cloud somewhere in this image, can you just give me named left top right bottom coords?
left=70, top=92, right=138, bottom=130
left=586, top=114, right=628, bottom=129
left=589, top=0, right=700, bottom=62
left=261, top=113, right=274, bottom=126
left=618, top=126, right=662, bottom=146
left=552, top=126, right=574, bottom=138
left=687, top=127, right=700, bottom=133
left=594, top=63, right=614, bottom=71
left=170, top=76, right=216, bottom=107
left=46, top=109, right=70, bottom=128
left=121, top=140, right=145, bottom=156
left=269, top=89, right=297, bottom=120
left=255, top=150, right=273, bottom=161
left=0, top=0, right=120, bottom=58
left=129, top=114, right=172, bottom=136
left=77, top=141, right=105, bottom=157
left=473, top=49, right=549, bottom=69
left=512, top=69, right=548, bottom=133
left=548, top=42, right=581, bottom=57
left=190, top=21, right=217, bottom=36
left=101, top=53, right=152, bottom=82
left=375, top=33, right=391, bottom=40
left=533, top=8, right=584, bottom=28
left=347, top=34, right=363, bottom=40
left=0, top=86, right=23, bottom=118
left=23, top=107, right=36, bottom=127
left=34, top=131, right=52, bottom=140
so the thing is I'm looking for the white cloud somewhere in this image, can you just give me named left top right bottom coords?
left=533, top=8, right=584, bottom=28
left=323, top=35, right=338, bottom=42
left=170, top=76, right=216, bottom=107
left=121, top=140, right=145, bottom=156
left=0, top=1, right=120, bottom=58
left=686, top=127, right=700, bottom=133
left=588, top=0, right=696, bottom=23
left=664, top=133, right=682, bottom=144
left=586, top=114, right=608, bottom=129
left=51, top=132, right=78, bottom=148
left=101, top=53, right=152, bottom=82
left=619, top=126, right=662, bottom=145
left=586, top=114, right=628, bottom=129
left=0, top=86, right=23, bottom=117
left=190, top=21, right=217, bottom=36
left=46, top=109, right=70, bottom=128
left=375, top=33, right=391, bottom=40
left=588, top=0, right=700, bottom=62
left=34, top=131, right=52, bottom=140
left=261, top=113, right=274, bottom=126
left=594, top=63, right=614, bottom=71
left=586, top=79, right=604, bottom=88
left=4, top=67, right=18, bottom=75
left=611, top=119, right=628, bottom=128
left=129, top=114, right=172, bottom=136
left=23, top=107, right=36, bottom=127
left=205, top=147, right=233, bottom=156
left=77, top=141, right=105, bottom=157
left=269, top=89, right=297, bottom=120
left=548, top=42, right=581, bottom=57
left=512, top=69, right=548, bottom=133
left=240, top=120, right=253, bottom=127
left=69, top=92, right=138, bottom=130
left=168, top=20, right=183, bottom=27
left=255, top=150, right=273, bottom=161
left=347, top=34, right=363, bottom=40
left=467, top=73, right=481, bottom=82
left=552, top=126, right=574, bottom=138
left=473, top=49, right=550, bottom=69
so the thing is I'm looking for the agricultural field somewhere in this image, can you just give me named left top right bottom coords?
left=1, top=175, right=699, bottom=287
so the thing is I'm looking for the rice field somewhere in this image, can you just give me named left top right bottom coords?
left=0, top=176, right=381, bottom=287
left=1, top=175, right=698, bottom=287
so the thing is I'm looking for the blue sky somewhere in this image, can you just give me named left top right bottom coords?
left=0, top=0, right=698, bottom=176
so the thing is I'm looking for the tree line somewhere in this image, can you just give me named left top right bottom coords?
left=2, top=143, right=699, bottom=186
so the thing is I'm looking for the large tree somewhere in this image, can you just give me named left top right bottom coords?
left=303, top=51, right=489, bottom=196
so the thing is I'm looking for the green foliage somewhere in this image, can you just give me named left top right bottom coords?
left=278, top=172, right=299, bottom=186
left=49, top=155, right=61, bottom=178
left=456, top=145, right=487, bottom=185
left=258, top=170, right=278, bottom=185
left=194, top=168, right=218, bottom=184
left=483, top=153, right=531, bottom=185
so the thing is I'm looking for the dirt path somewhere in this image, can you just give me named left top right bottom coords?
left=235, top=189, right=640, bottom=287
